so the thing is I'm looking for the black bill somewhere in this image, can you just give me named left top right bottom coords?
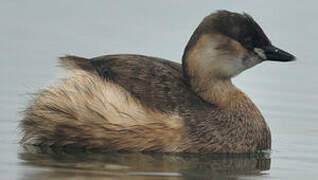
left=263, top=45, right=295, bottom=62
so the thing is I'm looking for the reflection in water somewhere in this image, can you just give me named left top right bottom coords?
left=19, top=145, right=271, bottom=180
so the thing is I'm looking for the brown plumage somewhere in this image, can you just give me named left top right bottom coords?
left=20, top=10, right=295, bottom=153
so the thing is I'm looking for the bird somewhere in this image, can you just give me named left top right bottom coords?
left=20, top=10, right=295, bottom=153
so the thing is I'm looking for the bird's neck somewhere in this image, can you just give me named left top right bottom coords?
left=191, top=77, right=246, bottom=108
left=182, top=33, right=249, bottom=108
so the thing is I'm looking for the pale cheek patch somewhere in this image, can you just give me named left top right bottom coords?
left=254, top=48, right=267, bottom=59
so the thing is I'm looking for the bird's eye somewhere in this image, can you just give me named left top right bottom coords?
left=244, top=37, right=252, bottom=44
left=242, top=37, right=254, bottom=49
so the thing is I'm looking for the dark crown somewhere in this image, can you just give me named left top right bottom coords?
left=199, top=10, right=271, bottom=49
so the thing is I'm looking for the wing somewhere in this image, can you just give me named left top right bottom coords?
left=88, top=54, right=208, bottom=113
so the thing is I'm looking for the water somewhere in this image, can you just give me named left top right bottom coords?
left=1, top=0, right=317, bottom=179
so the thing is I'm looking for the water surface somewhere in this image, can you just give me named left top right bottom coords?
left=1, top=1, right=317, bottom=179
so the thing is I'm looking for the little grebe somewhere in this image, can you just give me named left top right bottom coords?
left=20, top=10, right=295, bottom=153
